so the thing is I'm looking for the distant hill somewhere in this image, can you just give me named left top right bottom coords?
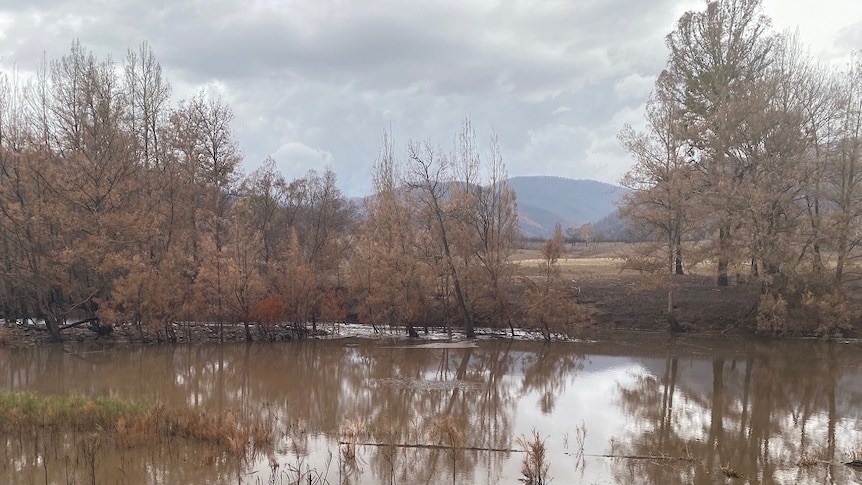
left=352, top=175, right=628, bottom=240
left=508, top=176, right=625, bottom=239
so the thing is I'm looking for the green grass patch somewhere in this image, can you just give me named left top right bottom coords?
left=0, top=390, right=272, bottom=454
left=0, top=391, right=149, bottom=429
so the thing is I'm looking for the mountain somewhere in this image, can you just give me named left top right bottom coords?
left=508, top=176, right=625, bottom=239
left=351, top=175, right=628, bottom=240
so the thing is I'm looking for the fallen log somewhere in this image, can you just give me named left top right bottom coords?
left=58, top=317, right=100, bottom=331
left=340, top=441, right=522, bottom=453
left=585, top=453, right=694, bottom=462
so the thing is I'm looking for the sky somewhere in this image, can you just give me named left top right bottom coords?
left=0, top=0, right=860, bottom=197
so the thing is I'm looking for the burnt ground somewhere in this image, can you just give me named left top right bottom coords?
left=574, top=271, right=761, bottom=334
left=532, top=244, right=862, bottom=338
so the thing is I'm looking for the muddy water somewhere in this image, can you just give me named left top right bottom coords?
left=2, top=334, right=862, bottom=484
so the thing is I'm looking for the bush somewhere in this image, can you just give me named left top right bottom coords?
left=756, top=292, right=788, bottom=335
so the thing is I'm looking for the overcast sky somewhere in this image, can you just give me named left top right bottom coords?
left=1, top=0, right=860, bottom=196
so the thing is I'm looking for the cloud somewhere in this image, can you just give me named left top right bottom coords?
left=273, top=142, right=333, bottom=174
left=552, top=106, right=572, bottom=116
left=614, top=74, right=655, bottom=101
left=0, top=0, right=858, bottom=197
left=581, top=102, right=650, bottom=185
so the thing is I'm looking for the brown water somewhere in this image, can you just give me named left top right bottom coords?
left=2, top=333, right=862, bottom=484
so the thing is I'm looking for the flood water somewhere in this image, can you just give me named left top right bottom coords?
left=2, top=332, right=862, bottom=484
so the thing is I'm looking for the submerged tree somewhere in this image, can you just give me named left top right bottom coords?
left=407, top=141, right=476, bottom=337
left=468, top=133, right=519, bottom=333
left=350, top=130, right=427, bottom=336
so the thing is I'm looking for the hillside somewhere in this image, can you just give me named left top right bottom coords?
left=508, top=176, right=624, bottom=239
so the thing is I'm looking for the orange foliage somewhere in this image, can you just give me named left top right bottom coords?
left=318, top=287, right=347, bottom=322
left=249, top=296, right=287, bottom=325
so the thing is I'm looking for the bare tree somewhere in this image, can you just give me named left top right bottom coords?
left=469, top=132, right=519, bottom=333
left=407, top=141, right=476, bottom=337
left=124, top=41, right=172, bottom=168
left=828, top=54, right=862, bottom=284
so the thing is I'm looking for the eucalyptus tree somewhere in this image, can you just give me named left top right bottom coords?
left=828, top=54, right=862, bottom=284
left=664, top=0, right=777, bottom=286
left=619, top=73, right=701, bottom=322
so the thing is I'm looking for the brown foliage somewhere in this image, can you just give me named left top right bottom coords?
left=249, top=295, right=287, bottom=325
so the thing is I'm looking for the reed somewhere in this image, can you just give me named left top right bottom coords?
left=516, top=429, right=550, bottom=485
left=0, top=390, right=273, bottom=453
left=720, top=463, right=742, bottom=478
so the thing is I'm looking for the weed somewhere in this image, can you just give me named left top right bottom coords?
left=573, top=421, right=586, bottom=471
left=430, top=415, right=466, bottom=484
left=797, top=454, right=819, bottom=467
left=339, top=418, right=367, bottom=461
left=720, top=463, right=742, bottom=478
left=516, top=428, right=550, bottom=485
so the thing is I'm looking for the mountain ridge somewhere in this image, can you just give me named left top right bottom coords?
left=350, top=175, right=626, bottom=240
left=508, top=176, right=624, bottom=239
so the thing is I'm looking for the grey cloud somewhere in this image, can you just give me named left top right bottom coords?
left=2, top=0, right=853, bottom=197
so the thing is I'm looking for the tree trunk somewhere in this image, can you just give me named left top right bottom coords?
left=717, top=226, right=730, bottom=287
left=835, top=235, right=847, bottom=283
left=164, top=320, right=177, bottom=342
left=706, top=359, right=725, bottom=469
left=46, top=316, right=63, bottom=341
left=433, top=200, right=475, bottom=338
left=449, top=264, right=475, bottom=338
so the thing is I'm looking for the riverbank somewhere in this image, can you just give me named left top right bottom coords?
left=2, top=245, right=858, bottom=346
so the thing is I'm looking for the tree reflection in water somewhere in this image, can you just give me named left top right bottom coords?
left=613, top=340, right=862, bottom=485
left=1, top=337, right=861, bottom=484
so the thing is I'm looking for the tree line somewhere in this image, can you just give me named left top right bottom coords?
left=619, top=0, right=862, bottom=334
left=0, top=41, right=584, bottom=341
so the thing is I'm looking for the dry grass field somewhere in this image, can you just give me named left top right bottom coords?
left=513, top=243, right=764, bottom=334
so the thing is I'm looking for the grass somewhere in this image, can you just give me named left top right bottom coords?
left=0, top=390, right=272, bottom=453
left=0, top=390, right=149, bottom=428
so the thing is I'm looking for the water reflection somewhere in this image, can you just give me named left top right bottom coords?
left=613, top=340, right=862, bottom=485
left=1, top=336, right=861, bottom=484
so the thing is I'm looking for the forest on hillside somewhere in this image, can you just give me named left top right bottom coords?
left=0, top=0, right=860, bottom=341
